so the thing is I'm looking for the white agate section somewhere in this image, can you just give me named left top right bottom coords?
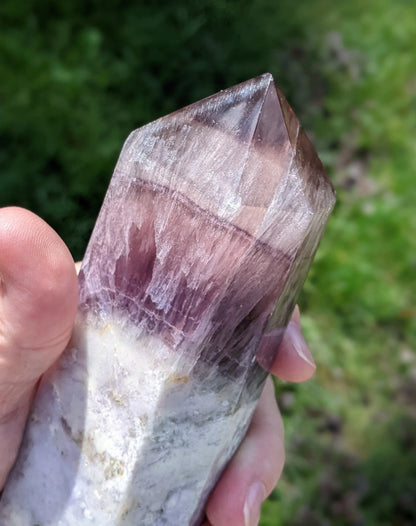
left=0, top=317, right=256, bottom=525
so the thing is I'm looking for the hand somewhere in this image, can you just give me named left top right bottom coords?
left=204, top=307, right=315, bottom=526
left=0, top=207, right=315, bottom=525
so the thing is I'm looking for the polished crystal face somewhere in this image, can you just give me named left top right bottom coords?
left=80, top=72, right=335, bottom=375
left=0, top=74, right=335, bottom=526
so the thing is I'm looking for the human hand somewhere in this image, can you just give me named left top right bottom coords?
left=0, top=207, right=315, bottom=526
left=204, top=307, right=315, bottom=526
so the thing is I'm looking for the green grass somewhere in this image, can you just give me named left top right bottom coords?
left=261, top=1, right=416, bottom=524
left=1, top=1, right=415, bottom=524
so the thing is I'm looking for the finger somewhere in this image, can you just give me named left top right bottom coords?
left=268, top=306, right=316, bottom=382
left=0, top=207, right=78, bottom=487
left=205, top=377, right=284, bottom=526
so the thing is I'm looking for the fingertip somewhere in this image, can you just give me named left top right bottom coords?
left=0, top=207, right=78, bottom=356
left=269, top=317, right=316, bottom=383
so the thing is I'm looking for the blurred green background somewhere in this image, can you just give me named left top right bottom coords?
left=1, top=1, right=415, bottom=524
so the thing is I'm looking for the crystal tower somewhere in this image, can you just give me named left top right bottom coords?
left=0, top=73, right=335, bottom=525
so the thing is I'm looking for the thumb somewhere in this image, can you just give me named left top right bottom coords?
left=0, top=207, right=78, bottom=487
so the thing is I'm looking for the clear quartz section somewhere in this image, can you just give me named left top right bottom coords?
left=0, top=73, right=335, bottom=525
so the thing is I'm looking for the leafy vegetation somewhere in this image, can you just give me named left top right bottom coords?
left=1, top=1, right=415, bottom=524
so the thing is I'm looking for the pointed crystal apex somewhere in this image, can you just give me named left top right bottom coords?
left=108, top=74, right=277, bottom=230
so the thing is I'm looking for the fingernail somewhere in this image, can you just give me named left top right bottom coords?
left=292, top=304, right=301, bottom=324
left=286, top=321, right=316, bottom=369
left=244, top=482, right=266, bottom=526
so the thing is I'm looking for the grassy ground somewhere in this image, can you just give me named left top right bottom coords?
left=264, top=2, right=416, bottom=525
left=1, top=1, right=415, bottom=524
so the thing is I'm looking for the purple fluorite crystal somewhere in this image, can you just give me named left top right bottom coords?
left=0, top=73, right=335, bottom=525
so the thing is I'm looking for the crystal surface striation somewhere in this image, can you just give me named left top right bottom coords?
left=0, top=73, right=335, bottom=525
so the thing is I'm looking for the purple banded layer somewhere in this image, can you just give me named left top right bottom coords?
left=80, top=72, right=335, bottom=383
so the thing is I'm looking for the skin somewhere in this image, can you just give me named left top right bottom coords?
left=0, top=207, right=316, bottom=526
